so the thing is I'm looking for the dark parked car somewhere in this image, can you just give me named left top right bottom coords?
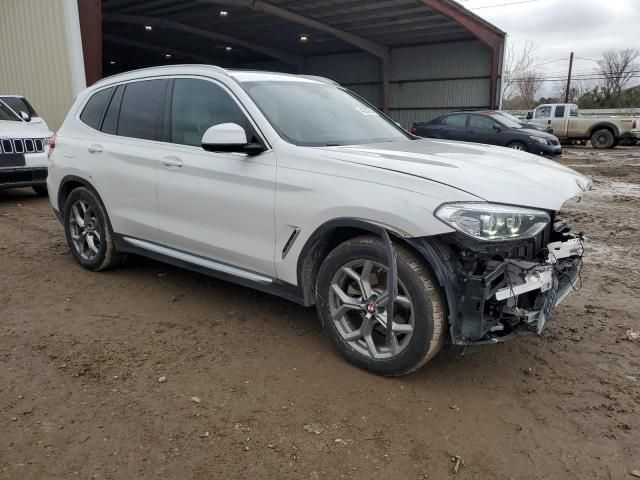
left=412, top=111, right=562, bottom=156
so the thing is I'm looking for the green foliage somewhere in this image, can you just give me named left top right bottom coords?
left=577, top=85, right=640, bottom=108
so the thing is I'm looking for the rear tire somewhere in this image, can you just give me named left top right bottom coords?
left=32, top=185, right=48, bottom=196
left=590, top=129, right=614, bottom=149
left=507, top=141, right=528, bottom=152
left=315, top=236, right=446, bottom=376
left=63, top=187, right=126, bottom=271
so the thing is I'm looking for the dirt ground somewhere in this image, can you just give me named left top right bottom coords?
left=1, top=146, right=639, bottom=480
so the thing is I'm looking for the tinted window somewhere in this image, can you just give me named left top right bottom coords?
left=79, top=87, right=113, bottom=130
left=1, top=96, right=37, bottom=116
left=170, top=79, right=249, bottom=147
left=0, top=101, right=20, bottom=121
left=118, top=80, right=166, bottom=140
left=554, top=106, right=565, bottom=118
left=535, top=105, right=551, bottom=118
left=469, top=115, right=496, bottom=130
left=101, top=85, right=124, bottom=135
left=442, top=114, right=467, bottom=127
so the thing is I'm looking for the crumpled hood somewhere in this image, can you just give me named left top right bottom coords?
left=319, top=138, right=592, bottom=211
left=0, top=120, right=50, bottom=138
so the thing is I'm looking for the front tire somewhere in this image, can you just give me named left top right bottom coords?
left=63, top=187, right=126, bottom=271
left=507, top=141, right=528, bottom=152
left=590, top=129, right=614, bottom=149
left=316, top=236, right=446, bottom=376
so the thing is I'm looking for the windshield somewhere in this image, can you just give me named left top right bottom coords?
left=242, top=81, right=409, bottom=146
left=494, top=112, right=525, bottom=129
left=0, top=101, right=20, bottom=121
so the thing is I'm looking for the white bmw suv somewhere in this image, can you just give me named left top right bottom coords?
left=48, top=65, right=591, bottom=375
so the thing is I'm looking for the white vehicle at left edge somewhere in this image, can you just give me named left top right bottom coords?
left=0, top=101, right=51, bottom=195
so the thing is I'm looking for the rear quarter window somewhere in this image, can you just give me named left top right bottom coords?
left=79, top=88, right=114, bottom=130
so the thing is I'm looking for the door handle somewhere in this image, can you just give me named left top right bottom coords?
left=162, top=156, right=183, bottom=168
left=88, top=144, right=103, bottom=153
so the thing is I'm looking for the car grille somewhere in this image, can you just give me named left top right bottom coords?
left=0, top=137, right=48, bottom=154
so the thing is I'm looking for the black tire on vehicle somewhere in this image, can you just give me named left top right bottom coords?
left=590, top=129, right=615, bottom=149
left=315, top=235, right=447, bottom=376
left=32, top=185, right=48, bottom=196
left=63, top=186, right=126, bottom=271
left=507, top=141, right=528, bottom=152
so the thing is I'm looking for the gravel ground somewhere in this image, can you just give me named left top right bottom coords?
left=1, top=146, right=639, bottom=479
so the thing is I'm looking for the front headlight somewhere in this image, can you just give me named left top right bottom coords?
left=435, top=202, right=550, bottom=241
left=530, top=136, right=549, bottom=145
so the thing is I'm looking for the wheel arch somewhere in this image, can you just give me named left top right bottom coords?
left=295, top=218, right=448, bottom=309
left=588, top=122, right=619, bottom=138
left=57, top=175, right=100, bottom=218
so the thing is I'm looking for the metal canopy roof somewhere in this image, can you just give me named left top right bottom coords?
left=102, top=0, right=505, bottom=70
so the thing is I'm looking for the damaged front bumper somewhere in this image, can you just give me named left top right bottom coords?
left=408, top=221, right=584, bottom=345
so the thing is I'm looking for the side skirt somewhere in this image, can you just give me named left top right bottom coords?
left=113, top=234, right=307, bottom=306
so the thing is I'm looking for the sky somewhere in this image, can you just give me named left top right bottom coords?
left=460, top=0, right=640, bottom=95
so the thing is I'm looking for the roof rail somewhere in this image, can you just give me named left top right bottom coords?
left=92, top=64, right=229, bottom=88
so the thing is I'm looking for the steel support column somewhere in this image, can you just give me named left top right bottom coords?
left=78, top=0, right=102, bottom=85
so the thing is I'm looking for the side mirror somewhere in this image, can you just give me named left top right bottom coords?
left=525, top=111, right=533, bottom=120
left=201, top=123, right=265, bottom=155
left=493, top=124, right=502, bottom=132
left=19, top=111, right=32, bottom=122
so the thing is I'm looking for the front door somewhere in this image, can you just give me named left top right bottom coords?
left=155, top=77, right=277, bottom=277
left=466, top=114, right=502, bottom=146
left=549, top=105, right=568, bottom=136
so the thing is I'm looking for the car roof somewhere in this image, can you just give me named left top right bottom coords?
left=91, top=65, right=337, bottom=90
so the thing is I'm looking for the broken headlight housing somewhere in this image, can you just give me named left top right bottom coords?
left=435, top=202, right=550, bottom=242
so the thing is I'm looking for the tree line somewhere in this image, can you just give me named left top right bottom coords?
left=502, top=44, right=639, bottom=110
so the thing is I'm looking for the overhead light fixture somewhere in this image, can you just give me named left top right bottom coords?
left=225, top=46, right=232, bottom=51
left=299, top=34, right=309, bottom=42
left=165, top=53, right=172, bottom=59
left=144, top=25, right=153, bottom=31
left=220, top=10, right=228, bottom=16
left=109, top=61, right=116, bottom=65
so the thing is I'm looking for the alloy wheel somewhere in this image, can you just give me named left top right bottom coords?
left=68, top=199, right=101, bottom=261
left=328, top=259, right=415, bottom=360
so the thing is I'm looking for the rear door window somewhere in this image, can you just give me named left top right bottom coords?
left=554, top=106, right=565, bottom=118
left=117, top=79, right=167, bottom=141
left=79, top=87, right=114, bottom=130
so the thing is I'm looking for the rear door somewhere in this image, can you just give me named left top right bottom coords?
left=155, top=76, right=277, bottom=277
left=441, top=114, right=469, bottom=141
left=550, top=105, right=568, bottom=136
left=466, top=114, right=502, bottom=146
left=79, top=79, right=167, bottom=242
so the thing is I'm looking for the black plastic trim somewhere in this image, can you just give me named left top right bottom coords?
left=112, top=234, right=306, bottom=305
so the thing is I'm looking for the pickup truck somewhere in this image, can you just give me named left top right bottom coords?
left=526, top=103, right=639, bottom=148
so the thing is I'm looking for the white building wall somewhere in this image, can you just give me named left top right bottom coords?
left=0, top=0, right=85, bottom=130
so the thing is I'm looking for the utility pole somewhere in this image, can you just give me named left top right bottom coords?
left=565, top=52, right=574, bottom=103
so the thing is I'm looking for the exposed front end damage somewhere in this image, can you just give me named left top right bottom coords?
left=408, top=217, right=584, bottom=345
